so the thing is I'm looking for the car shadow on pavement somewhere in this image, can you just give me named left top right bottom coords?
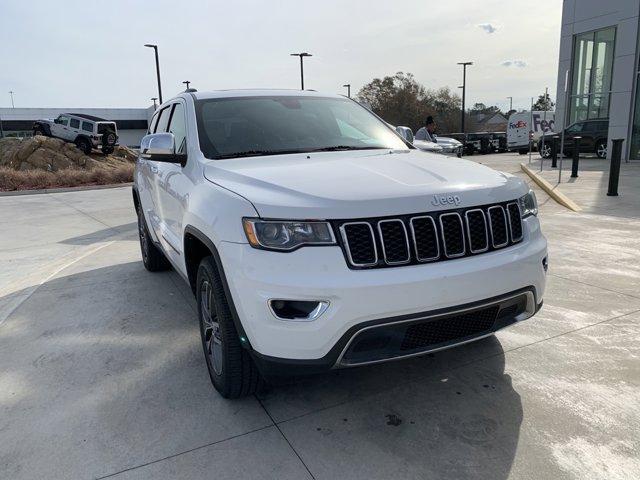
left=260, top=336, right=522, bottom=479
left=59, top=222, right=138, bottom=245
left=0, top=261, right=523, bottom=479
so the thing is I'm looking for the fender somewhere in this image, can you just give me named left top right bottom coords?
left=183, top=224, right=253, bottom=351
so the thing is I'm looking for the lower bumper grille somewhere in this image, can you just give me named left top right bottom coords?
left=400, top=306, right=498, bottom=350
left=338, top=293, right=531, bottom=367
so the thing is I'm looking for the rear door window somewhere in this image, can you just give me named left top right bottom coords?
left=70, top=118, right=80, bottom=129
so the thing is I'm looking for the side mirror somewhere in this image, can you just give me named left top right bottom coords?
left=140, top=133, right=187, bottom=165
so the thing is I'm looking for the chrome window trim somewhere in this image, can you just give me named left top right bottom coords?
left=339, top=221, right=378, bottom=267
left=506, top=202, right=524, bottom=243
left=334, top=291, right=536, bottom=368
left=377, top=219, right=410, bottom=265
left=464, top=209, right=489, bottom=254
left=488, top=205, right=509, bottom=248
left=439, top=212, right=466, bottom=258
left=410, top=216, right=440, bottom=262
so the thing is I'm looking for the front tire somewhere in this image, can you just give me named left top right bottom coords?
left=136, top=204, right=170, bottom=271
left=33, top=127, right=46, bottom=137
left=197, top=257, right=262, bottom=398
left=596, top=140, right=607, bottom=159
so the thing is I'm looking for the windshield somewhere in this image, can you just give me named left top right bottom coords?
left=195, top=96, right=409, bottom=159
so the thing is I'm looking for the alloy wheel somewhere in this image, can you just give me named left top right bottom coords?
left=200, top=280, right=223, bottom=375
left=597, top=143, right=607, bottom=158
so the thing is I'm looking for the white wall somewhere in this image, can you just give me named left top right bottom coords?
left=556, top=0, right=640, bottom=159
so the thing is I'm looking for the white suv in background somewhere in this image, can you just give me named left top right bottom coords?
left=33, top=113, right=119, bottom=154
left=133, top=90, right=547, bottom=398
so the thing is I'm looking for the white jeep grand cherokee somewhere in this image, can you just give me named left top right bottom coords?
left=133, top=90, right=547, bottom=398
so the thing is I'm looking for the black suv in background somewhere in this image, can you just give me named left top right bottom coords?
left=538, top=119, right=608, bottom=159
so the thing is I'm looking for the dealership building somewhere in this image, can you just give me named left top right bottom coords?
left=556, top=0, right=640, bottom=160
left=0, top=107, right=154, bottom=148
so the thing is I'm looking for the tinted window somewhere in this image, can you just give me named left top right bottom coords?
left=70, top=118, right=80, bottom=129
left=57, top=115, right=69, bottom=126
left=155, top=107, right=171, bottom=133
left=167, top=103, right=187, bottom=154
left=195, top=96, right=407, bottom=159
left=566, top=123, right=584, bottom=133
left=149, top=112, right=160, bottom=133
left=82, top=121, right=93, bottom=132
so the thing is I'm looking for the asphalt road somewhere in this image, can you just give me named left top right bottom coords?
left=1, top=153, right=639, bottom=479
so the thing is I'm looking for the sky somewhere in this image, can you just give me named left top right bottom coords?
left=0, top=0, right=562, bottom=112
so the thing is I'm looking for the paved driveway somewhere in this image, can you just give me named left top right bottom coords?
left=1, top=155, right=639, bottom=479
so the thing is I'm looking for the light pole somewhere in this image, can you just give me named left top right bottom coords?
left=343, top=84, right=351, bottom=98
left=144, top=44, right=163, bottom=104
left=183, top=80, right=191, bottom=90
left=457, top=62, right=472, bottom=133
left=9, top=91, right=15, bottom=108
left=506, top=96, right=513, bottom=112
left=290, top=52, right=312, bottom=90
left=151, top=97, right=158, bottom=109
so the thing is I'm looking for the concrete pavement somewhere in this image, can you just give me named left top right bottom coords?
left=1, top=154, right=639, bottom=479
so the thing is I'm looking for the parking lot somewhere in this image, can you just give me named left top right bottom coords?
left=1, top=152, right=639, bottom=479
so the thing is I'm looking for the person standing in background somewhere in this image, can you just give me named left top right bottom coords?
left=415, top=116, right=437, bottom=142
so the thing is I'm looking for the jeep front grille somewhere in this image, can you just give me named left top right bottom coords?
left=336, top=201, right=524, bottom=269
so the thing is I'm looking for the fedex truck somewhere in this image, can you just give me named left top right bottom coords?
left=507, top=111, right=555, bottom=154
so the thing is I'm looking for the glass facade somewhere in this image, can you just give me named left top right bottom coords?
left=630, top=24, right=640, bottom=160
left=569, top=27, right=616, bottom=124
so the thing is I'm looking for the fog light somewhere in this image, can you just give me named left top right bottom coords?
left=268, top=299, right=329, bottom=321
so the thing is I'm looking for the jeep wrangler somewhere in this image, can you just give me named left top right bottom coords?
left=33, top=113, right=118, bottom=154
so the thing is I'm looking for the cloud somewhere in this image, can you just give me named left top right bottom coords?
left=501, top=60, right=527, bottom=68
left=478, top=23, right=497, bottom=34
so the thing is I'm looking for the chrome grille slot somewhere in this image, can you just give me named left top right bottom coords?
left=506, top=202, right=523, bottom=242
left=340, top=222, right=377, bottom=267
left=377, top=220, right=410, bottom=265
left=410, top=216, right=439, bottom=262
left=439, top=213, right=465, bottom=258
left=488, top=206, right=508, bottom=248
left=465, top=209, right=489, bottom=253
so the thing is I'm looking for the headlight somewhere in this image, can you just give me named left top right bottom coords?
left=519, top=190, right=538, bottom=218
left=242, top=219, right=336, bottom=251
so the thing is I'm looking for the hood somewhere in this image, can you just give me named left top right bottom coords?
left=203, top=149, right=527, bottom=219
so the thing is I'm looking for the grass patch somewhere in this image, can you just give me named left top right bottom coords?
left=0, top=164, right=134, bottom=191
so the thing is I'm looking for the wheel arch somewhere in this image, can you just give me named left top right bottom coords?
left=33, top=121, right=51, bottom=135
left=183, top=225, right=252, bottom=349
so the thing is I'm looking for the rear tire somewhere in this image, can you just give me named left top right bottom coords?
left=197, top=256, right=263, bottom=399
left=102, top=146, right=114, bottom=155
left=136, top=203, right=170, bottom=272
left=75, top=137, right=92, bottom=155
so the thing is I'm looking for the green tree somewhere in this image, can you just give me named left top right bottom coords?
left=356, top=72, right=462, bottom=134
left=533, top=92, right=555, bottom=111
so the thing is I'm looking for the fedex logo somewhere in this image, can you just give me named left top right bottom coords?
left=509, top=120, right=527, bottom=129
left=533, top=114, right=555, bottom=133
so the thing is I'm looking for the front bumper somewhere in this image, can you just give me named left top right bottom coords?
left=219, top=217, right=547, bottom=372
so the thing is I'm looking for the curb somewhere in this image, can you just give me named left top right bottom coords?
left=0, top=182, right=132, bottom=197
left=520, top=163, right=581, bottom=212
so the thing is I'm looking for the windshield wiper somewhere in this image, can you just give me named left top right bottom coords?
left=215, top=149, right=307, bottom=159
left=307, top=146, right=388, bottom=152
